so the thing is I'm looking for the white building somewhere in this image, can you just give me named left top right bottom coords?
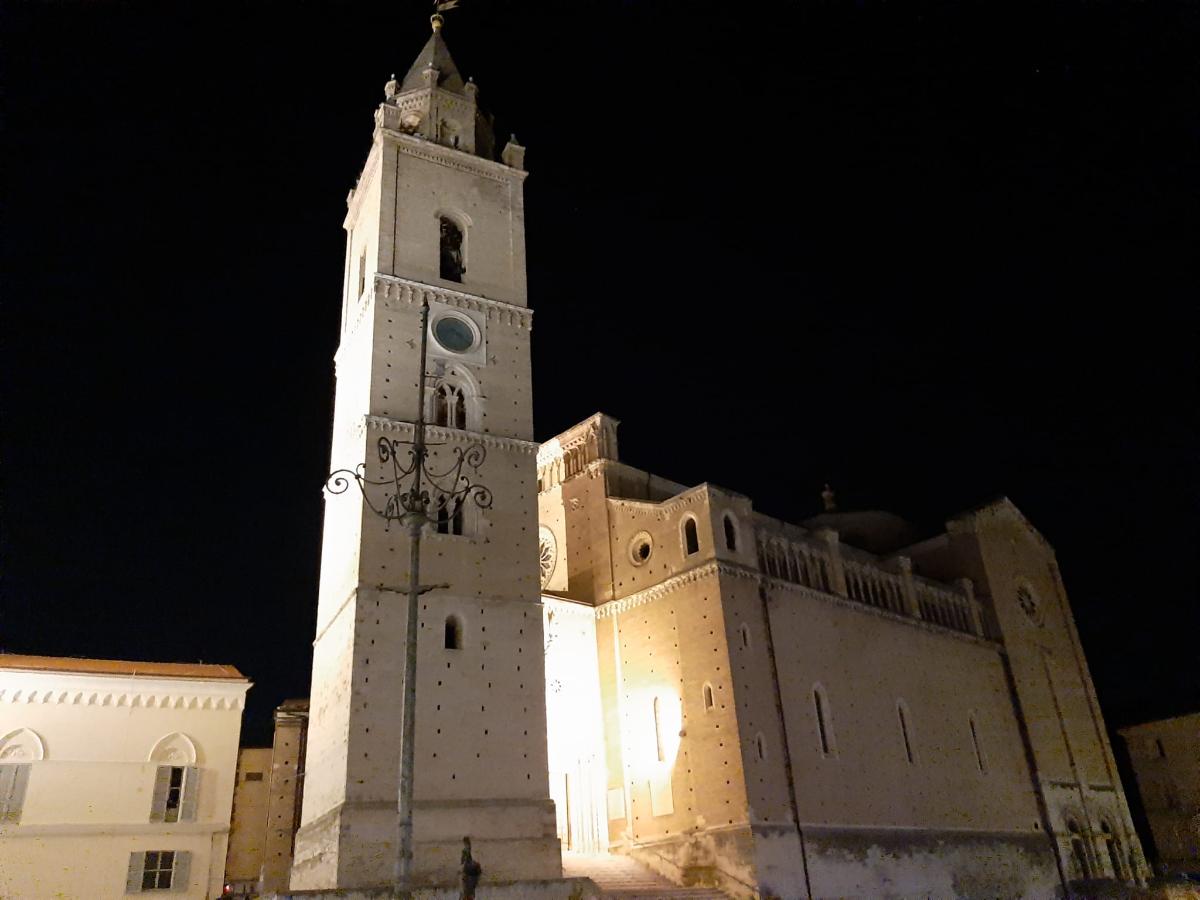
left=0, top=654, right=250, bottom=899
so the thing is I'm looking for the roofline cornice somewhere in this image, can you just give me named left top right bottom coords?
left=381, top=129, right=526, bottom=185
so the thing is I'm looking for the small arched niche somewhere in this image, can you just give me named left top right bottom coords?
left=0, top=727, right=46, bottom=761
left=148, top=732, right=198, bottom=766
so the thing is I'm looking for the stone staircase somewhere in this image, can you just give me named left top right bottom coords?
left=563, top=852, right=729, bottom=899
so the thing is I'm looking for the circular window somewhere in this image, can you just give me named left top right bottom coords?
left=433, top=315, right=477, bottom=353
left=1017, top=585, right=1042, bottom=625
left=629, top=532, right=653, bottom=566
left=538, top=527, right=557, bottom=588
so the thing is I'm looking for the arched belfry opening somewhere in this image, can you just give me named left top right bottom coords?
left=432, top=383, right=467, bottom=429
left=439, top=217, right=464, bottom=282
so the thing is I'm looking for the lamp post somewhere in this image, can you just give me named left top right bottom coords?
left=326, top=298, right=492, bottom=895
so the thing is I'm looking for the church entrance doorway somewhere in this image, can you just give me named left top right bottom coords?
left=543, top=598, right=608, bottom=854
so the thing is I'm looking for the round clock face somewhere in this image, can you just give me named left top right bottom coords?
left=433, top=315, right=476, bottom=353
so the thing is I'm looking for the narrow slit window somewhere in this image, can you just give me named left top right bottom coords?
left=813, top=688, right=831, bottom=756
left=357, top=250, right=366, bottom=299
left=702, top=683, right=714, bottom=711
left=969, top=716, right=986, bottom=772
left=755, top=733, right=766, bottom=762
left=898, top=702, right=915, bottom=765
left=723, top=515, right=737, bottom=551
left=683, top=518, right=699, bottom=555
left=444, top=616, right=462, bottom=650
left=739, top=623, right=751, bottom=650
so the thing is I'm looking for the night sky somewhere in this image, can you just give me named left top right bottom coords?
left=2, top=0, right=1196, bottom=758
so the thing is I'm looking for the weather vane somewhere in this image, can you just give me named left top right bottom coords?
left=431, top=0, right=459, bottom=31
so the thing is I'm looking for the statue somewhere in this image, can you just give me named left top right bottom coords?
left=459, top=836, right=482, bottom=900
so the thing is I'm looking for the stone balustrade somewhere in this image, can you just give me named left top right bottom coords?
left=755, top=531, right=985, bottom=639
left=843, top=558, right=909, bottom=616
left=914, top=577, right=978, bottom=635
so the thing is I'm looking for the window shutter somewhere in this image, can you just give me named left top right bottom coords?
left=150, top=766, right=171, bottom=822
left=0, top=764, right=30, bottom=822
left=126, top=852, right=146, bottom=893
left=179, top=767, right=200, bottom=822
left=170, top=851, right=191, bottom=892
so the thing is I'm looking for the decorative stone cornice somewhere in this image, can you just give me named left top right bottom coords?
left=381, top=130, right=527, bottom=185
left=596, top=561, right=726, bottom=618
left=375, top=273, right=532, bottom=331
left=541, top=596, right=596, bottom=622
left=607, top=484, right=708, bottom=520
left=365, top=415, right=538, bottom=455
left=0, top=687, right=244, bottom=710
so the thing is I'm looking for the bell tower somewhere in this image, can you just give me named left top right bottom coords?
left=291, top=18, right=558, bottom=890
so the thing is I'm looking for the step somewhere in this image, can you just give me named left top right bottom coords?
left=563, top=853, right=728, bottom=899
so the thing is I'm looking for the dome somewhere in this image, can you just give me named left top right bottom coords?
left=802, top=509, right=918, bottom=555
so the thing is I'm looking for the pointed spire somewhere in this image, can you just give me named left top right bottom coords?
left=400, top=18, right=466, bottom=94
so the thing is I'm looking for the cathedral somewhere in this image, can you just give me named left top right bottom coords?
left=292, top=18, right=1147, bottom=899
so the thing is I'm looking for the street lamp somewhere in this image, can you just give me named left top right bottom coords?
left=325, top=297, right=492, bottom=894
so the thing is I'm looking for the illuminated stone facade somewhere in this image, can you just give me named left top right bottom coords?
left=290, top=19, right=1151, bottom=900
left=538, top=415, right=1150, bottom=898
left=224, top=747, right=272, bottom=897
left=1120, top=713, right=1200, bottom=876
left=0, top=655, right=249, bottom=900
left=291, top=22, right=558, bottom=891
